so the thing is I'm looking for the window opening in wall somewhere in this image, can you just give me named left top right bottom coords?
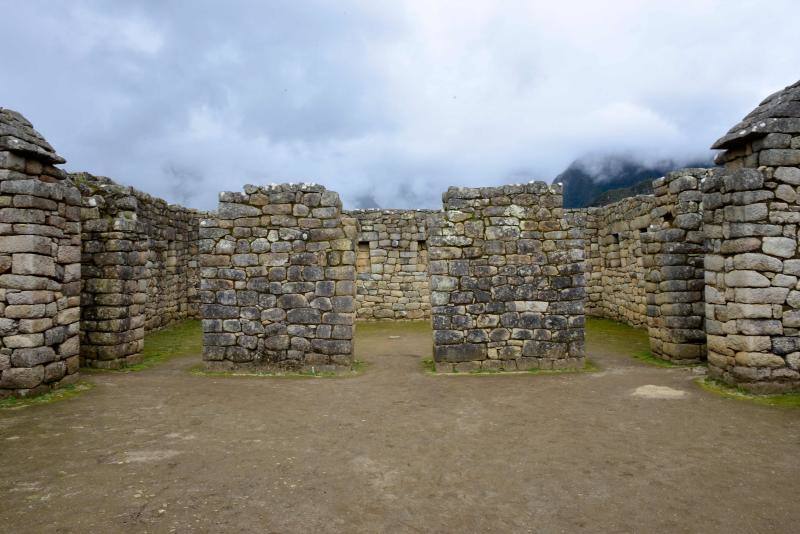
left=663, top=211, right=674, bottom=223
left=611, top=233, right=620, bottom=245
left=417, top=240, right=427, bottom=251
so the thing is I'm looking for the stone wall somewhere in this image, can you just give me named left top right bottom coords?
left=706, top=80, right=800, bottom=392
left=75, top=173, right=201, bottom=369
left=200, top=184, right=357, bottom=372
left=348, top=209, right=433, bottom=320
left=702, top=168, right=800, bottom=391
left=428, top=183, right=585, bottom=372
left=0, top=109, right=81, bottom=397
left=571, top=196, right=653, bottom=327
left=642, top=169, right=708, bottom=363
left=705, top=156, right=800, bottom=391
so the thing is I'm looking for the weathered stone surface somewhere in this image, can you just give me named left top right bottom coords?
left=349, top=209, right=433, bottom=321
left=201, top=184, right=355, bottom=371
left=0, top=111, right=81, bottom=398
left=74, top=172, right=203, bottom=369
left=763, top=237, right=796, bottom=258
left=710, top=95, right=800, bottom=391
left=430, top=182, right=584, bottom=370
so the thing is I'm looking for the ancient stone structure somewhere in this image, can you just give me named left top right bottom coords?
left=2, top=79, right=800, bottom=395
left=200, top=184, right=357, bottom=372
left=75, top=173, right=201, bottom=368
left=642, top=169, right=708, bottom=363
left=705, top=80, right=800, bottom=391
left=0, top=109, right=81, bottom=398
left=428, top=183, right=585, bottom=372
left=573, top=197, right=653, bottom=327
left=349, top=209, right=432, bottom=320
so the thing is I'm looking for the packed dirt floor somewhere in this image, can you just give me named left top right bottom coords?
left=1, top=319, right=799, bottom=533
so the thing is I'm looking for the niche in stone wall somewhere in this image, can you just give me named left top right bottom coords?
left=356, top=241, right=371, bottom=274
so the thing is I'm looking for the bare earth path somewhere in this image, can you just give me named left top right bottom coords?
left=1, top=320, right=799, bottom=533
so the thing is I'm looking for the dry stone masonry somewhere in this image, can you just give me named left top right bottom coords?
left=572, top=196, right=653, bottom=327
left=3, top=78, right=800, bottom=396
left=705, top=80, right=800, bottom=391
left=0, top=109, right=81, bottom=398
left=349, top=209, right=433, bottom=320
left=75, top=173, right=202, bottom=368
left=428, top=183, right=585, bottom=372
left=200, top=184, right=357, bottom=372
left=642, top=169, right=708, bottom=363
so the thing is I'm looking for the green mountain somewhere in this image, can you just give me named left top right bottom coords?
left=556, top=155, right=712, bottom=209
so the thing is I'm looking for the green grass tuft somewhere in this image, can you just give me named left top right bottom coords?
left=421, top=358, right=436, bottom=374
left=190, top=360, right=367, bottom=379
left=632, top=349, right=699, bottom=368
left=356, top=320, right=432, bottom=335
left=0, top=381, right=94, bottom=410
left=697, top=377, right=800, bottom=408
left=84, top=319, right=202, bottom=373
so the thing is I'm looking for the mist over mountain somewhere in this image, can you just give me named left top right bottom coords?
left=556, top=154, right=714, bottom=209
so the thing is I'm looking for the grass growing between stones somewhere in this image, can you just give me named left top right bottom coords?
left=697, top=378, right=800, bottom=408
left=631, top=350, right=697, bottom=368
left=84, top=319, right=203, bottom=373
left=422, top=358, right=600, bottom=376
left=0, top=382, right=94, bottom=410
left=471, top=358, right=600, bottom=376
left=189, top=360, right=368, bottom=379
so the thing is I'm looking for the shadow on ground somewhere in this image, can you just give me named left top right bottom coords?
left=1, top=318, right=799, bottom=533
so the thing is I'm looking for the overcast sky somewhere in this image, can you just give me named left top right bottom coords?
left=2, top=1, right=798, bottom=209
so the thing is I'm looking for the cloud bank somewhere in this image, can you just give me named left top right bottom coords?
left=2, top=0, right=798, bottom=209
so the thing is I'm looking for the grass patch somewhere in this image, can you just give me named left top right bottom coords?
left=586, top=317, right=704, bottom=369
left=190, top=360, right=367, bottom=379
left=632, top=349, right=699, bottom=368
left=356, top=320, right=432, bottom=336
left=421, top=358, right=436, bottom=374
left=84, top=319, right=202, bottom=373
left=586, top=317, right=650, bottom=357
left=697, top=377, right=800, bottom=408
left=0, top=381, right=93, bottom=410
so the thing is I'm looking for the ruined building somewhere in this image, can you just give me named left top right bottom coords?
left=2, top=79, right=800, bottom=396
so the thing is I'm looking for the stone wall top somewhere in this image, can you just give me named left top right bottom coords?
left=442, top=181, right=561, bottom=204
left=0, top=108, right=65, bottom=165
left=347, top=208, right=439, bottom=214
left=72, top=173, right=202, bottom=216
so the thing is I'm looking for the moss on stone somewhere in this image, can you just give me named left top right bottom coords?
left=697, top=377, right=800, bottom=408
left=189, top=360, right=367, bottom=379
left=83, top=319, right=202, bottom=373
left=0, top=381, right=93, bottom=410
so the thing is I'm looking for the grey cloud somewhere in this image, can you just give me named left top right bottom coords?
left=1, top=1, right=798, bottom=211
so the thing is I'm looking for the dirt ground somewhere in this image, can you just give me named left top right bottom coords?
left=1, top=319, right=799, bottom=533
